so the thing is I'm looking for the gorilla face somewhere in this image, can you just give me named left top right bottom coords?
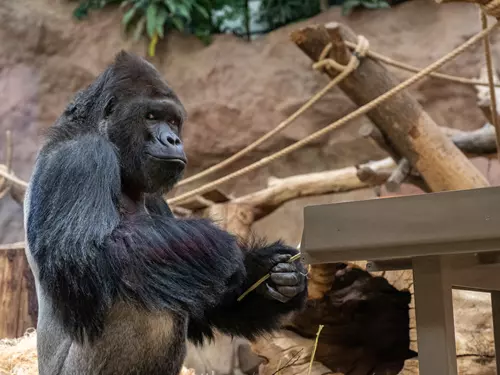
left=102, top=52, right=188, bottom=195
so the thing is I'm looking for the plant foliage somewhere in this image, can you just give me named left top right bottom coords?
left=72, top=0, right=391, bottom=57
left=256, top=0, right=320, bottom=30
left=341, top=0, right=390, bottom=15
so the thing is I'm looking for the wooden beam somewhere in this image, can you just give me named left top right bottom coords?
left=290, top=23, right=489, bottom=192
left=301, top=186, right=500, bottom=264
left=234, top=158, right=396, bottom=220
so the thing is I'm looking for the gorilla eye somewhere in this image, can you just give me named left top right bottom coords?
left=146, top=112, right=156, bottom=120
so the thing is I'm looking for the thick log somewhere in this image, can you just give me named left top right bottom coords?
left=358, top=123, right=399, bottom=159
left=0, top=247, right=37, bottom=339
left=290, top=23, right=490, bottom=192
left=234, top=124, right=498, bottom=220
left=234, top=158, right=396, bottom=220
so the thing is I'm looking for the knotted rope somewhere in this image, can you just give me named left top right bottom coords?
left=312, top=35, right=369, bottom=73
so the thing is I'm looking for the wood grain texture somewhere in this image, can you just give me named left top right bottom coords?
left=0, top=248, right=36, bottom=338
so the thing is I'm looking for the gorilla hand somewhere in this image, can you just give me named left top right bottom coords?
left=257, top=253, right=307, bottom=303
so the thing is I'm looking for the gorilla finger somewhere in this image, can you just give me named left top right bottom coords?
left=270, top=272, right=299, bottom=286
left=265, top=284, right=290, bottom=303
left=277, top=285, right=304, bottom=298
left=271, top=254, right=291, bottom=264
left=271, top=263, right=296, bottom=273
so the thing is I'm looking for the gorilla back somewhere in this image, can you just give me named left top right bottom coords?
left=25, top=51, right=307, bottom=375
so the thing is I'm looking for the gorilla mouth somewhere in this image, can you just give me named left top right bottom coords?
left=147, top=153, right=187, bottom=166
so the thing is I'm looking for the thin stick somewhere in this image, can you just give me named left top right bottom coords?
left=307, top=324, right=324, bottom=375
left=0, top=168, right=28, bottom=188
left=481, top=11, right=500, bottom=163
left=237, top=253, right=302, bottom=301
left=5, top=130, right=12, bottom=173
left=275, top=359, right=282, bottom=375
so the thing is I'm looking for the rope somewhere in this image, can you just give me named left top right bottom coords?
left=344, top=40, right=500, bottom=87
left=167, top=21, right=498, bottom=206
left=174, top=36, right=368, bottom=188
left=482, top=0, right=500, bottom=18
left=481, top=11, right=500, bottom=160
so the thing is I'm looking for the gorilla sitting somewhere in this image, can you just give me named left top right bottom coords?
left=24, top=51, right=307, bottom=375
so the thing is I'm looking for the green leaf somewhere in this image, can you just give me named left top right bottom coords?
left=133, top=15, right=146, bottom=41
left=171, top=16, right=185, bottom=31
left=73, top=3, right=90, bottom=19
left=122, top=7, right=136, bottom=26
left=164, top=0, right=176, bottom=12
left=193, top=3, right=210, bottom=19
left=195, top=28, right=212, bottom=44
left=377, top=1, right=391, bottom=8
left=155, top=7, right=168, bottom=38
left=120, top=1, right=131, bottom=9
left=177, top=4, right=191, bottom=20
left=146, top=3, right=159, bottom=38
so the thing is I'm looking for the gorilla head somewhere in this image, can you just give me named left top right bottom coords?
left=56, top=51, right=188, bottom=197
left=105, top=52, right=188, bottom=195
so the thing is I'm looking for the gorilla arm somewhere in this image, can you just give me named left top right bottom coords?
left=27, top=134, right=246, bottom=343
left=141, top=189, right=309, bottom=344
left=186, top=241, right=308, bottom=345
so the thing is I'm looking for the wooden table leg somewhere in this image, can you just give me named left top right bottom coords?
left=491, top=291, right=500, bottom=373
left=413, top=256, right=458, bottom=375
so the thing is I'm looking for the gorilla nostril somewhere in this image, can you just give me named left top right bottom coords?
left=174, top=138, right=181, bottom=145
left=166, top=136, right=175, bottom=145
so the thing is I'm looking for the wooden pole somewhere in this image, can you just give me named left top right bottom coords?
left=0, top=247, right=37, bottom=338
left=290, top=23, right=490, bottom=192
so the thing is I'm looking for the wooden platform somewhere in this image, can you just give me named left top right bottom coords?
left=301, top=186, right=500, bottom=375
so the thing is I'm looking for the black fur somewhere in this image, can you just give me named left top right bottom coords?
left=26, top=51, right=307, bottom=374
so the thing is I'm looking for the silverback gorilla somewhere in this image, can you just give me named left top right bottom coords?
left=24, top=51, right=307, bottom=375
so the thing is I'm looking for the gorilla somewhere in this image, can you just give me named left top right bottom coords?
left=24, top=51, right=307, bottom=375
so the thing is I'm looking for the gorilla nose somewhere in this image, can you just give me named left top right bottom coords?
left=154, top=124, right=186, bottom=162
left=163, top=134, right=182, bottom=146
left=158, top=128, right=182, bottom=148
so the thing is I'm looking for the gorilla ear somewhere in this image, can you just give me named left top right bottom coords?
left=103, top=95, right=116, bottom=119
